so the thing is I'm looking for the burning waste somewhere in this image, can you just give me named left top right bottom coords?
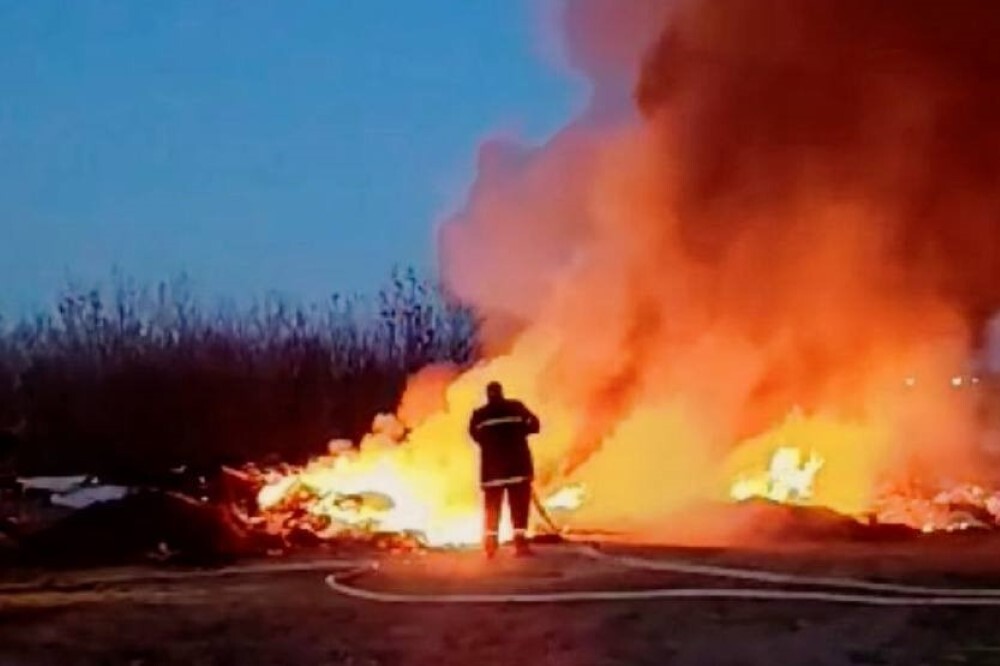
left=251, top=412, right=584, bottom=547
left=254, top=0, right=1000, bottom=548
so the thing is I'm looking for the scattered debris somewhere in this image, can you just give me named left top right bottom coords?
left=15, top=490, right=260, bottom=567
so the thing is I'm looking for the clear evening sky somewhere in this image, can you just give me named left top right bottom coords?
left=0, top=2, right=583, bottom=314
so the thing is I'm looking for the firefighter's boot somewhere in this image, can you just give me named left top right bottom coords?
left=484, top=534, right=499, bottom=560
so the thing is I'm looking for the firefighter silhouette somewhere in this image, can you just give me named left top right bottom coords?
left=468, top=381, right=540, bottom=558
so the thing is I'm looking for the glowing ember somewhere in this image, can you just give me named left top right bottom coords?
left=257, top=475, right=296, bottom=510
left=730, top=447, right=825, bottom=504
left=873, top=482, right=1000, bottom=533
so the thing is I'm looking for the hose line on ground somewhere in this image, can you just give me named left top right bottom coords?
left=323, top=544, right=1000, bottom=607
left=576, top=545, right=1000, bottom=597
left=320, top=488, right=1000, bottom=606
left=5, top=549, right=1000, bottom=609
left=324, top=567, right=1000, bottom=607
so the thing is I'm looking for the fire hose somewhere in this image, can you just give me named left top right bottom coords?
left=323, top=545, right=1000, bottom=607
left=530, top=487, right=562, bottom=534
left=5, top=545, right=1000, bottom=608
left=6, top=552, right=1000, bottom=608
left=324, top=570, right=1000, bottom=607
left=321, top=488, right=1000, bottom=607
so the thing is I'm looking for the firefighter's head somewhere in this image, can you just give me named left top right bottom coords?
left=486, top=381, right=504, bottom=404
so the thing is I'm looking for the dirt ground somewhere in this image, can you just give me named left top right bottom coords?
left=3, top=539, right=1000, bottom=666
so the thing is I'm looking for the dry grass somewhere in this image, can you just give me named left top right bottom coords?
left=0, top=268, right=476, bottom=478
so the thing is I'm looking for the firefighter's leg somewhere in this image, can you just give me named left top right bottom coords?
left=482, top=485, right=503, bottom=558
left=507, top=481, right=532, bottom=556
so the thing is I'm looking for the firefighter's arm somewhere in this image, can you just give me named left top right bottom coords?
left=468, top=412, right=482, bottom=444
left=520, top=404, right=540, bottom=435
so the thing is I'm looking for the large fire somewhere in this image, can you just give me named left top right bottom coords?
left=253, top=374, right=1000, bottom=546
left=255, top=0, right=1000, bottom=547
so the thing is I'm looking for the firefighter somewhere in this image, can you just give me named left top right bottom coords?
left=468, top=381, right=540, bottom=558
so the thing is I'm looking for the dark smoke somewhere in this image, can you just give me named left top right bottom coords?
left=637, top=0, right=1000, bottom=331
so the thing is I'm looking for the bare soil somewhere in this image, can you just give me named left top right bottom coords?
left=3, top=538, right=1000, bottom=666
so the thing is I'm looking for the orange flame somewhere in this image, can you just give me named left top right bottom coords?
left=730, top=447, right=825, bottom=505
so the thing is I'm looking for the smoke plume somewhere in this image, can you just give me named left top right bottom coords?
left=433, top=0, right=1000, bottom=535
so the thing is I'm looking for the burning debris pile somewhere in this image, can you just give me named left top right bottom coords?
left=243, top=414, right=586, bottom=548
left=730, top=444, right=1000, bottom=534
left=874, top=482, right=1000, bottom=534
left=724, top=408, right=1000, bottom=534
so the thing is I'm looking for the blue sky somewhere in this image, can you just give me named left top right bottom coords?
left=0, top=1, right=582, bottom=313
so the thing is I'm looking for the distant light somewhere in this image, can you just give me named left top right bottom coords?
left=904, top=377, right=917, bottom=388
left=972, top=377, right=982, bottom=385
left=951, top=376, right=964, bottom=388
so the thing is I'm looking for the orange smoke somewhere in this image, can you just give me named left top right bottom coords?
left=258, top=1, right=1000, bottom=545
left=434, top=0, right=1000, bottom=537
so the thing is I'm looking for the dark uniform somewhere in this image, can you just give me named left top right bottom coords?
left=468, top=383, right=540, bottom=556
